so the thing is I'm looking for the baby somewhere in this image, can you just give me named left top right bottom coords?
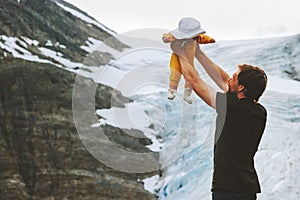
left=162, top=17, right=215, bottom=104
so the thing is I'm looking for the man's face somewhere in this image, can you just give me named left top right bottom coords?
left=227, top=70, right=241, bottom=94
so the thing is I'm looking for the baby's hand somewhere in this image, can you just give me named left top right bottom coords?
left=162, top=36, right=171, bottom=43
left=162, top=33, right=176, bottom=43
left=197, top=34, right=215, bottom=44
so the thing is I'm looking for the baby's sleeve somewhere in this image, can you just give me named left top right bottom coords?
left=197, top=34, right=215, bottom=44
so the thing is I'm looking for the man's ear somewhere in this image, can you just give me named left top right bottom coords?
left=238, top=84, right=245, bottom=92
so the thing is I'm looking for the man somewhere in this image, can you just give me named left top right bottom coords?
left=170, top=38, right=268, bottom=200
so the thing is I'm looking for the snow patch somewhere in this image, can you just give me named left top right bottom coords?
left=80, top=37, right=103, bottom=53
left=55, top=2, right=115, bottom=36
left=267, top=76, right=300, bottom=96
left=21, top=37, right=39, bottom=46
left=0, top=35, right=49, bottom=63
left=143, top=175, right=161, bottom=194
left=38, top=46, right=82, bottom=69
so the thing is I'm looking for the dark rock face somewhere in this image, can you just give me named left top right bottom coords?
left=0, top=59, right=157, bottom=199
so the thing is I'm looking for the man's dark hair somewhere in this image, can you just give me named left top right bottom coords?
left=238, top=64, right=268, bottom=102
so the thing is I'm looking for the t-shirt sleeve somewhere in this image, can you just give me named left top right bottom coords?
left=216, top=92, right=241, bottom=114
left=216, top=92, right=226, bottom=114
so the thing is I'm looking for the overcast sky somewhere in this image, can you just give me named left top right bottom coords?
left=65, top=0, right=300, bottom=40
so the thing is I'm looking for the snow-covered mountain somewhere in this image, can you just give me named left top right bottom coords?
left=0, top=0, right=129, bottom=68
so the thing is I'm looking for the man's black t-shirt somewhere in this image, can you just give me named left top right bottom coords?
left=212, top=92, right=267, bottom=194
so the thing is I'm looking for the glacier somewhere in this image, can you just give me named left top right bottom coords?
left=93, top=33, right=300, bottom=199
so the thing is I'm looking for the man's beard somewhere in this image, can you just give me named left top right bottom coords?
left=226, top=88, right=236, bottom=95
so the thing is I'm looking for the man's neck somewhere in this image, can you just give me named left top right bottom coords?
left=237, top=92, right=246, bottom=99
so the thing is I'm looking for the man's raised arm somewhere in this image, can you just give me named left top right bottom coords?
left=170, top=39, right=217, bottom=108
left=195, top=45, right=230, bottom=92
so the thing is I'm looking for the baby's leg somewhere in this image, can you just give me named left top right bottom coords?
left=184, top=81, right=192, bottom=89
left=169, top=53, right=182, bottom=91
left=168, top=53, right=182, bottom=100
left=169, top=69, right=181, bottom=91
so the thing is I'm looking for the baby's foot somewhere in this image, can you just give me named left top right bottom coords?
left=183, top=87, right=192, bottom=104
left=167, top=89, right=177, bottom=100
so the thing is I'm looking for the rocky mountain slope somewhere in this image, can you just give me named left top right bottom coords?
left=0, top=0, right=129, bottom=66
left=0, top=0, right=157, bottom=199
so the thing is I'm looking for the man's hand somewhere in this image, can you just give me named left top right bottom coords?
left=170, top=40, right=185, bottom=56
left=170, top=39, right=197, bottom=65
left=170, top=39, right=194, bottom=57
